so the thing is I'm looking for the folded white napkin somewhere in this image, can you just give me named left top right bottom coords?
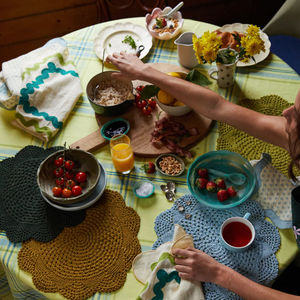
left=133, top=224, right=204, bottom=300
left=251, top=153, right=298, bottom=229
left=1, top=39, right=82, bottom=142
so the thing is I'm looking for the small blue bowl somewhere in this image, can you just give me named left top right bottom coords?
left=133, top=180, right=155, bottom=198
left=187, top=150, right=256, bottom=209
left=100, top=118, right=130, bottom=141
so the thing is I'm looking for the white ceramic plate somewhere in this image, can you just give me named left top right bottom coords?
left=94, top=22, right=153, bottom=60
left=41, top=161, right=107, bottom=211
left=217, top=23, right=271, bottom=67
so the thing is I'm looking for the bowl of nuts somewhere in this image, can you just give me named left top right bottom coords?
left=155, top=154, right=185, bottom=176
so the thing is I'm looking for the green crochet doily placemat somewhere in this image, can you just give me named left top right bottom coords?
left=217, top=95, right=299, bottom=178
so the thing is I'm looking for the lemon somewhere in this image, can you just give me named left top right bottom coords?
left=157, top=90, right=175, bottom=105
left=166, top=72, right=181, bottom=78
left=173, top=100, right=185, bottom=106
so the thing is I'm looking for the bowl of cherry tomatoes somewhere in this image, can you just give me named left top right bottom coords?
left=37, top=148, right=101, bottom=204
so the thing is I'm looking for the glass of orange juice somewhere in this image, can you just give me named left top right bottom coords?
left=110, top=134, right=134, bottom=174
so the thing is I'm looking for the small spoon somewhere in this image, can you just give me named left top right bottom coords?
left=165, top=191, right=175, bottom=202
left=208, top=169, right=246, bottom=186
left=167, top=181, right=179, bottom=200
left=161, top=2, right=184, bottom=19
left=160, top=184, right=169, bottom=193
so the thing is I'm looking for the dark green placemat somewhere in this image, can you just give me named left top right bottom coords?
left=217, top=95, right=299, bottom=178
left=0, top=146, right=86, bottom=243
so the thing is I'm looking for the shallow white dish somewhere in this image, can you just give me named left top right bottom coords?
left=41, top=161, right=107, bottom=211
left=217, top=23, right=271, bottom=67
left=94, top=22, right=153, bottom=61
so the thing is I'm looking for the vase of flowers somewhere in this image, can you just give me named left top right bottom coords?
left=192, top=25, right=265, bottom=87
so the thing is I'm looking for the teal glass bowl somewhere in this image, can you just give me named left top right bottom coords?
left=100, top=118, right=130, bottom=141
left=187, top=150, right=256, bottom=209
left=133, top=180, right=155, bottom=198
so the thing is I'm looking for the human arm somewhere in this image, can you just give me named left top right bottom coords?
left=106, top=52, right=289, bottom=151
left=173, top=247, right=299, bottom=300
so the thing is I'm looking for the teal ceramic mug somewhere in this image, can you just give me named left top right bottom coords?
left=220, top=213, right=255, bottom=252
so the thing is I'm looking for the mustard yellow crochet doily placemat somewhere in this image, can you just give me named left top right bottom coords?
left=217, top=95, right=299, bottom=178
left=18, top=189, right=141, bottom=300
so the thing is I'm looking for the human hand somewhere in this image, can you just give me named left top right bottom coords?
left=106, top=51, right=147, bottom=81
left=173, top=247, right=223, bottom=283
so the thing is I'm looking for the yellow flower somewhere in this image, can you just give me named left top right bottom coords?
left=245, top=38, right=262, bottom=57
left=246, top=25, right=260, bottom=37
left=203, top=46, right=217, bottom=64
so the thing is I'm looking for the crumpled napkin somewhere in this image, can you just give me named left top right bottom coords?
left=133, top=224, right=204, bottom=300
left=0, top=39, right=82, bottom=142
left=250, top=153, right=298, bottom=229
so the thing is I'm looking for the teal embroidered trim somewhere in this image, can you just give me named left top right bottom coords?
left=152, top=269, right=181, bottom=300
left=22, top=53, right=76, bottom=80
left=18, top=62, right=79, bottom=129
left=150, top=252, right=175, bottom=271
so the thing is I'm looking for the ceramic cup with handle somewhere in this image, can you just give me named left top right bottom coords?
left=220, top=213, right=255, bottom=252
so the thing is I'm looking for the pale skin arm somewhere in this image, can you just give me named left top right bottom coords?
left=106, top=52, right=289, bottom=152
left=173, top=248, right=300, bottom=300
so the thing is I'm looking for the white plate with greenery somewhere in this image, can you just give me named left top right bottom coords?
left=94, top=22, right=153, bottom=61
left=217, top=23, right=271, bottom=67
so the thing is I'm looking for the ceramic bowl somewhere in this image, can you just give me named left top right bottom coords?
left=187, top=150, right=256, bottom=209
left=100, top=118, right=130, bottom=141
left=86, top=71, right=135, bottom=117
left=145, top=7, right=184, bottom=40
left=133, top=180, right=155, bottom=198
left=155, top=154, right=185, bottom=177
left=37, top=149, right=101, bottom=204
left=154, top=71, right=192, bottom=116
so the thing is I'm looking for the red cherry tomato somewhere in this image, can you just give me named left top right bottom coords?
left=65, top=171, right=74, bottom=180
left=76, top=171, right=87, bottom=183
left=54, top=167, right=64, bottom=178
left=65, top=160, right=75, bottom=171
left=148, top=98, right=157, bottom=109
left=54, top=156, right=64, bottom=167
left=62, top=188, right=72, bottom=198
left=137, top=100, right=147, bottom=110
left=65, top=180, right=75, bottom=189
left=135, top=93, right=140, bottom=104
left=72, top=185, right=82, bottom=197
left=52, top=187, right=62, bottom=196
left=55, top=177, right=65, bottom=187
left=142, top=105, right=152, bottom=115
left=136, top=85, right=144, bottom=92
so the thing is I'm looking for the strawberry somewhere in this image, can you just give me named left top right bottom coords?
left=162, top=18, right=167, bottom=27
left=215, top=177, right=226, bottom=189
left=227, top=186, right=237, bottom=197
left=140, top=162, right=156, bottom=173
left=206, top=181, right=217, bottom=193
left=196, top=168, right=208, bottom=179
left=217, top=189, right=228, bottom=202
left=195, top=178, right=208, bottom=189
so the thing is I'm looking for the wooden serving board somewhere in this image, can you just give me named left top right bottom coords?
left=70, top=63, right=212, bottom=157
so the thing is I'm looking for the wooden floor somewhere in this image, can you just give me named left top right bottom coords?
left=0, top=0, right=285, bottom=70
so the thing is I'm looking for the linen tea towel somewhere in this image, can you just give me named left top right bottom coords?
left=11, top=43, right=82, bottom=142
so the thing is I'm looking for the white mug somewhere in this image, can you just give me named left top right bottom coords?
left=220, top=213, right=255, bottom=252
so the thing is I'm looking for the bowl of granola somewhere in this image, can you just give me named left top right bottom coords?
left=155, top=154, right=185, bottom=176
left=87, top=71, right=135, bottom=117
left=145, top=7, right=184, bottom=40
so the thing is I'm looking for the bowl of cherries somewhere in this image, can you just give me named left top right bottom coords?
left=37, top=148, right=101, bottom=204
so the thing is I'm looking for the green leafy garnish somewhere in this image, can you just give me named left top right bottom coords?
left=156, top=18, right=163, bottom=28
left=109, top=43, right=111, bottom=47
left=122, top=35, right=137, bottom=49
left=139, top=70, right=212, bottom=100
left=185, top=69, right=212, bottom=86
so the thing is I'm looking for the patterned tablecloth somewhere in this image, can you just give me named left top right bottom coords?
left=0, top=17, right=300, bottom=300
